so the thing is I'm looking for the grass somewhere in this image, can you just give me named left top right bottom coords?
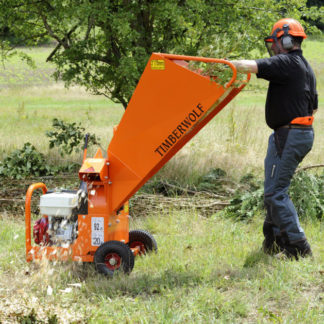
left=0, top=211, right=323, bottom=322
left=0, top=85, right=122, bottom=163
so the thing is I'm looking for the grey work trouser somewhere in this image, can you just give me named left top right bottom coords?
left=264, top=127, right=314, bottom=243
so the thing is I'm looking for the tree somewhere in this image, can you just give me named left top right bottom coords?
left=305, top=0, right=324, bottom=31
left=0, top=0, right=319, bottom=108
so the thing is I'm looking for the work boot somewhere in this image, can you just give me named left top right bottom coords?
left=281, top=239, right=313, bottom=260
left=262, top=236, right=284, bottom=255
left=262, top=222, right=283, bottom=255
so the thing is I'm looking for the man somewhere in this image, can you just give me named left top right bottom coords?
left=231, top=18, right=318, bottom=259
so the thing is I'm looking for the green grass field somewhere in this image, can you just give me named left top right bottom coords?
left=0, top=40, right=323, bottom=322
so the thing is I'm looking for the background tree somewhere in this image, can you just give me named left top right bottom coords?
left=0, top=0, right=321, bottom=108
left=305, top=0, right=324, bottom=31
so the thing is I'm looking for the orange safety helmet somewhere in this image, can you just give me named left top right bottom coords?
left=270, top=18, right=307, bottom=39
left=264, top=18, right=307, bottom=56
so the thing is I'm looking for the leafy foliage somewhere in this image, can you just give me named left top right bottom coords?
left=221, top=173, right=264, bottom=220
left=305, top=0, right=324, bottom=31
left=0, top=0, right=320, bottom=107
left=221, top=171, right=324, bottom=221
left=141, top=178, right=184, bottom=196
left=46, top=118, right=100, bottom=156
left=141, top=168, right=229, bottom=197
left=290, top=171, right=324, bottom=221
left=0, top=143, right=76, bottom=179
left=196, top=168, right=228, bottom=192
left=188, top=61, right=247, bottom=88
left=0, top=143, right=49, bottom=179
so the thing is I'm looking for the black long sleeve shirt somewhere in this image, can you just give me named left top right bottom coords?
left=256, top=49, right=318, bottom=130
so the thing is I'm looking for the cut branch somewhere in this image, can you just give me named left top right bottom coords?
left=296, top=164, right=324, bottom=173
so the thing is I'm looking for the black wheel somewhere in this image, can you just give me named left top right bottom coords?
left=94, top=240, right=135, bottom=276
left=128, top=230, right=157, bottom=255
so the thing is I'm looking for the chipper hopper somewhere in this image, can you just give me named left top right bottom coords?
left=25, top=53, right=250, bottom=276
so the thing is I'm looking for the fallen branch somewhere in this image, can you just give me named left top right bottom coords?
left=159, top=181, right=227, bottom=199
left=131, top=193, right=229, bottom=217
left=296, top=164, right=324, bottom=173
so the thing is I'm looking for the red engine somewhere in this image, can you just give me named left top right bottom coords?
left=33, top=217, right=50, bottom=245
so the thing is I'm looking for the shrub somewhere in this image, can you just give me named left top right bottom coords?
left=196, top=168, right=227, bottom=192
left=221, top=171, right=324, bottom=221
left=221, top=173, right=264, bottom=220
left=0, top=143, right=77, bottom=179
left=46, top=118, right=100, bottom=156
left=290, top=171, right=324, bottom=221
left=0, top=143, right=50, bottom=179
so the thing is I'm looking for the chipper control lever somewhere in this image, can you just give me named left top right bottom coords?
left=83, top=133, right=89, bottom=163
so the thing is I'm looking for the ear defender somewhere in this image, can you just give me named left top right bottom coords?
left=281, top=24, right=294, bottom=50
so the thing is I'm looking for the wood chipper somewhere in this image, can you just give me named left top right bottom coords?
left=25, top=53, right=250, bottom=276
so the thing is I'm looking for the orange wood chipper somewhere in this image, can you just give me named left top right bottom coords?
left=25, top=53, right=250, bottom=276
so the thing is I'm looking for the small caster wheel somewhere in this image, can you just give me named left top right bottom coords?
left=94, top=240, right=134, bottom=276
left=128, top=229, right=157, bottom=255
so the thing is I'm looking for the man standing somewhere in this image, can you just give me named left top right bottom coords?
left=231, top=18, right=318, bottom=259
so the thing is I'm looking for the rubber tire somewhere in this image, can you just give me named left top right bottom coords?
left=94, top=240, right=135, bottom=276
left=128, top=230, right=158, bottom=255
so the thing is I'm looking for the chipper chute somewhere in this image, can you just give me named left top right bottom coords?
left=25, top=53, right=250, bottom=276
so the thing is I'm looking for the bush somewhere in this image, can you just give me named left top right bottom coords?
left=0, top=143, right=49, bottom=179
left=290, top=171, right=324, bottom=221
left=0, top=119, right=99, bottom=179
left=0, top=143, right=77, bottom=179
left=196, top=168, right=227, bottom=192
left=141, top=168, right=230, bottom=197
left=221, top=173, right=264, bottom=220
left=221, top=171, right=324, bottom=221
left=46, top=118, right=100, bottom=156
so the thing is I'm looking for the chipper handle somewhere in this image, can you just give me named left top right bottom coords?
left=83, top=133, right=89, bottom=163
left=158, top=53, right=239, bottom=88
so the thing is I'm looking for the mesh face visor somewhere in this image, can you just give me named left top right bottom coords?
left=264, top=27, right=282, bottom=57
left=264, top=37, right=275, bottom=57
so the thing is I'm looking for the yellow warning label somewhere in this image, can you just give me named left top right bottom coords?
left=124, top=202, right=129, bottom=214
left=151, top=60, right=165, bottom=70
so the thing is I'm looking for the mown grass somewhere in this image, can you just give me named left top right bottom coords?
left=0, top=211, right=323, bottom=323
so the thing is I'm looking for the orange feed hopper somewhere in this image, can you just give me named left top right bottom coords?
left=107, top=53, right=250, bottom=213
